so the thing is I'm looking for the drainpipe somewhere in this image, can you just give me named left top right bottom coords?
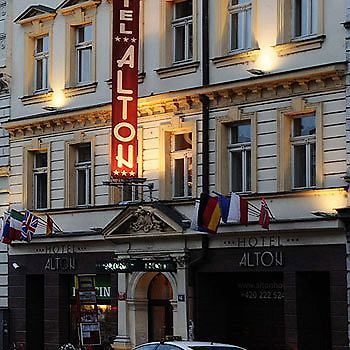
left=201, top=0, right=209, bottom=194
left=341, top=4, right=350, bottom=346
left=186, top=0, right=210, bottom=340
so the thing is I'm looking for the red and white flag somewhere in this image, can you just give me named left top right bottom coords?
left=259, top=197, right=270, bottom=230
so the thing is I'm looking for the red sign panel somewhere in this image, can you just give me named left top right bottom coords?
left=111, top=0, right=140, bottom=178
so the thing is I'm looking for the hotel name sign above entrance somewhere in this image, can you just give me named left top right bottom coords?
left=222, top=235, right=287, bottom=268
left=34, top=244, right=87, bottom=272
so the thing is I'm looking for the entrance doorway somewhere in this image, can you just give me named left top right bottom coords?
left=26, top=275, right=44, bottom=350
left=148, top=273, right=173, bottom=341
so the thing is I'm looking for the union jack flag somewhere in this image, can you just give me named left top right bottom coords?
left=21, top=210, right=39, bottom=242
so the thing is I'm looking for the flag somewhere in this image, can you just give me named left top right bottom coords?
left=46, top=214, right=53, bottom=237
left=227, top=193, right=240, bottom=223
left=240, top=197, right=248, bottom=225
left=198, top=193, right=221, bottom=234
left=217, top=194, right=230, bottom=223
left=1, top=212, right=10, bottom=244
left=225, top=193, right=249, bottom=225
left=21, top=210, right=39, bottom=242
left=9, top=210, right=24, bottom=241
left=190, top=200, right=200, bottom=230
left=259, top=197, right=270, bottom=230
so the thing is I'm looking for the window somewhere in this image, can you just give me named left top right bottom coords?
left=34, top=35, right=49, bottom=92
left=75, top=143, right=91, bottom=206
left=228, top=0, right=252, bottom=51
left=171, top=132, right=192, bottom=198
left=292, top=0, right=318, bottom=38
left=157, top=0, right=199, bottom=78
left=159, top=121, right=196, bottom=200
left=120, top=185, right=140, bottom=203
left=276, top=0, right=324, bottom=53
left=216, top=108, right=256, bottom=195
left=76, top=25, right=92, bottom=84
left=277, top=99, right=322, bottom=192
left=33, top=152, right=48, bottom=209
left=172, top=0, right=193, bottom=63
left=291, top=114, right=316, bottom=188
left=228, top=123, right=251, bottom=192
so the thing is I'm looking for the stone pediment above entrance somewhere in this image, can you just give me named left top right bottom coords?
left=102, top=202, right=190, bottom=239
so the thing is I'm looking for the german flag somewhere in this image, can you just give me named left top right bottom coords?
left=197, top=193, right=222, bottom=234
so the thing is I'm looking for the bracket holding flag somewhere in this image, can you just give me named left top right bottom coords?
left=0, top=209, right=63, bottom=244
left=191, top=192, right=276, bottom=234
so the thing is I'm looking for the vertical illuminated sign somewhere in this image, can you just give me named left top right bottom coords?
left=112, top=0, right=140, bottom=178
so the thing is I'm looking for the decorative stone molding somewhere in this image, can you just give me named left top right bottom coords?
left=64, top=82, right=98, bottom=98
left=106, top=72, right=146, bottom=88
left=138, top=95, right=202, bottom=118
left=3, top=109, right=111, bottom=140
left=212, top=49, right=260, bottom=68
left=57, top=0, right=102, bottom=16
left=155, top=61, right=200, bottom=79
left=274, top=34, right=325, bottom=57
left=20, top=90, right=53, bottom=106
left=204, top=64, right=345, bottom=109
left=129, top=208, right=165, bottom=233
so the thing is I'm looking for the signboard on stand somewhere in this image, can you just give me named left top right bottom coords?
left=76, top=275, right=101, bottom=347
left=80, top=322, right=101, bottom=346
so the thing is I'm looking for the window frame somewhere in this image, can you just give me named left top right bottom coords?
left=23, top=140, right=51, bottom=211
left=32, top=151, right=48, bottom=210
left=276, top=0, right=324, bottom=48
left=65, top=137, right=95, bottom=208
left=172, top=0, right=193, bottom=64
left=216, top=108, right=257, bottom=195
left=33, top=35, right=49, bottom=92
left=75, top=24, right=93, bottom=84
left=228, top=123, right=252, bottom=193
left=59, top=2, right=99, bottom=89
left=159, top=121, right=197, bottom=200
left=170, top=132, right=193, bottom=198
left=159, top=0, right=199, bottom=73
left=228, top=0, right=252, bottom=52
left=292, top=0, right=318, bottom=39
left=75, top=143, right=92, bottom=207
left=277, top=99, right=323, bottom=192
left=290, top=114, right=316, bottom=189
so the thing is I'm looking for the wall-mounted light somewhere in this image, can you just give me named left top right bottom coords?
left=12, top=262, right=20, bottom=270
left=247, top=68, right=267, bottom=76
left=42, top=106, right=60, bottom=112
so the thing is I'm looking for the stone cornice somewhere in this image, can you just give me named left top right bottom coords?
left=3, top=108, right=111, bottom=139
left=3, top=63, right=346, bottom=139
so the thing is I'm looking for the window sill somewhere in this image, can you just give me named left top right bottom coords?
left=212, top=49, right=260, bottom=68
left=155, top=61, right=200, bottom=79
left=274, top=34, right=326, bottom=57
left=64, top=81, right=98, bottom=98
left=106, top=71, right=146, bottom=89
left=20, top=90, right=53, bottom=106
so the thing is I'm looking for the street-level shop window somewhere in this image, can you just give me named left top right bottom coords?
left=172, top=0, right=193, bottom=63
left=171, top=132, right=193, bottom=198
left=291, top=114, right=316, bottom=189
left=33, top=152, right=48, bottom=209
left=34, top=35, right=49, bottom=92
left=228, top=0, right=252, bottom=52
left=76, top=25, right=92, bottom=84
left=292, top=0, right=318, bottom=38
left=75, top=143, right=92, bottom=206
left=228, top=123, right=251, bottom=193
